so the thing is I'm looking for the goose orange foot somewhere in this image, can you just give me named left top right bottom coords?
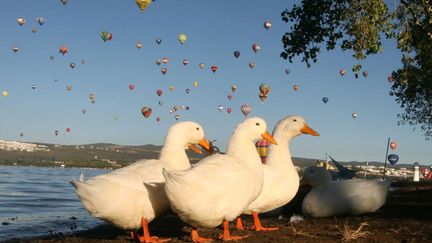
left=250, top=211, right=278, bottom=231
left=131, top=218, right=171, bottom=243
left=219, top=221, right=249, bottom=241
left=235, top=217, right=245, bottom=230
left=191, top=229, right=213, bottom=243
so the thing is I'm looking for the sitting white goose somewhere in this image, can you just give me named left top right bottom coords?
left=163, top=117, right=277, bottom=242
left=70, top=122, right=211, bottom=243
left=301, top=166, right=392, bottom=218
left=239, top=115, right=319, bottom=231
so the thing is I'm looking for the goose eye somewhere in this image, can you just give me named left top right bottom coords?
left=196, top=127, right=200, bottom=130
left=293, top=119, right=297, bottom=122
left=256, top=123, right=260, bottom=126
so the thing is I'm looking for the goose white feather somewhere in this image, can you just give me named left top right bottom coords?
left=301, top=166, right=392, bottom=218
left=70, top=121, right=208, bottom=230
left=163, top=117, right=275, bottom=229
left=244, top=115, right=319, bottom=214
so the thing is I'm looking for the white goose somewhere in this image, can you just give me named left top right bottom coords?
left=301, top=166, right=392, bottom=217
left=240, top=115, right=319, bottom=231
left=70, top=122, right=211, bottom=243
left=163, top=117, right=277, bottom=242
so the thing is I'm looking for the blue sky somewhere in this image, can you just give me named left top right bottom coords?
left=0, top=1, right=430, bottom=165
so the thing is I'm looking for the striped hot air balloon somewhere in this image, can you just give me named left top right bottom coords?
left=255, top=139, right=270, bottom=164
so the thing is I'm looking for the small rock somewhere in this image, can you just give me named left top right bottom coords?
left=2, top=222, right=10, bottom=225
left=69, top=216, right=77, bottom=220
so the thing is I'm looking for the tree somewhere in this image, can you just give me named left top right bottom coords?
left=281, top=0, right=432, bottom=139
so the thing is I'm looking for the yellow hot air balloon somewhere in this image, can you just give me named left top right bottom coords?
left=2, top=91, right=9, bottom=97
left=169, top=85, right=174, bottom=91
left=193, top=81, right=199, bottom=87
left=135, top=0, right=151, bottom=11
left=178, top=33, right=187, bottom=44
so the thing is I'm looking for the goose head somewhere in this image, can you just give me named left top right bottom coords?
left=164, top=121, right=211, bottom=153
left=232, top=117, right=277, bottom=145
left=301, top=166, right=332, bottom=187
left=273, top=115, right=320, bottom=140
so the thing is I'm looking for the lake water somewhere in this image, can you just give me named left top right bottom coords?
left=0, top=166, right=111, bottom=241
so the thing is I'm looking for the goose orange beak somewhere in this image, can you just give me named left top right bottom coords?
left=187, top=144, right=202, bottom=154
left=300, top=124, right=320, bottom=136
left=199, top=138, right=213, bottom=153
left=261, top=131, right=277, bottom=145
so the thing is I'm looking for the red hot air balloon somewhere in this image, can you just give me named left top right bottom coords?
left=252, top=44, right=260, bottom=53
left=162, top=57, right=168, bottom=64
left=339, top=69, right=346, bottom=76
left=227, top=107, right=232, bottom=114
left=293, top=85, right=299, bottom=91
left=390, top=141, right=397, bottom=150
left=129, top=84, right=135, bottom=91
left=156, top=89, right=163, bottom=96
left=59, top=46, right=68, bottom=55
left=211, top=65, right=218, bottom=73
left=66, top=128, right=71, bottom=133
left=141, top=107, right=152, bottom=118
left=255, top=139, right=270, bottom=163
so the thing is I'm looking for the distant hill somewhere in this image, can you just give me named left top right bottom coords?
left=0, top=140, right=423, bottom=169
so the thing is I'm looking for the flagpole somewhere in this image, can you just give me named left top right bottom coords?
left=382, top=137, right=390, bottom=179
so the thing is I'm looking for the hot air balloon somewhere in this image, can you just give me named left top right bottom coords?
left=141, top=106, right=152, bottom=118
left=161, top=67, right=167, bottom=75
left=263, top=20, right=272, bottom=30
left=185, top=88, right=191, bottom=94
left=156, top=38, right=162, bottom=45
left=12, top=46, right=19, bottom=53
left=82, top=108, right=86, bottom=114
left=388, top=154, right=399, bottom=165
left=162, top=57, right=168, bottom=64
left=66, top=85, right=72, bottom=91
left=50, top=55, right=54, bottom=60
left=88, top=94, right=96, bottom=103
left=217, top=105, right=224, bottom=112
left=182, top=59, right=189, bottom=65
left=233, top=51, right=240, bottom=58
left=293, top=85, right=299, bottom=91
left=70, top=63, right=75, bottom=69
left=193, top=81, right=199, bottom=87
left=60, top=0, right=68, bottom=5
left=31, top=28, right=37, bottom=33
left=55, top=130, right=59, bottom=136
left=135, top=0, right=151, bottom=12
left=101, top=31, right=112, bottom=42
left=241, top=104, right=251, bottom=117
left=66, top=128, right=71, bottom=133
left=227, top=107, right=232, bottom=114
left=231, top=85, right=237, bottom=93
left=156, top=89, right=163, bottom=96
left=249, top=61, right=256, bottom=69
left=362, top=71, right=368, bottom=78
left=255, top=139, right=270, bottom=163
left=175, top=114, right=180, bottom=120
left=178, top=33, right=187, bottom=44
left=32, top=85, right=36, bottom=90
left=20, top=133, right=24, bottom=137
left=169, top=85, right=174, bottom=91
left=59, top=46, right=68, bottom=55
left=156, top=59, right=162, bottom=66
left=37, top=17, right=45, bottom=25
left=199, top=63, right=205, bottom=69
left=322, top=97, right=329, bottom=104
left=211, top=65, right=218, bottom=73
left=227, top=94, right=233, bottom=100
left=285, top=69, right=290, bottom=75
left=158, top=101, right=163, bottom=106
left=259, top=84, right=271, bottom=96
left=390, top=141, right=397, bottom=150
left=129, top=84, right=135, bottom=91
left=2, top=91, right=8, bottom=97
left=339, top=69, right=346, bottom=76
left=136, top=41, right=143, bottom=49
left=352, top=112, right=358, bottom=119
left=252, top=44, right=260, bottom=53
left=17, top=17, right=25, bottom=26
